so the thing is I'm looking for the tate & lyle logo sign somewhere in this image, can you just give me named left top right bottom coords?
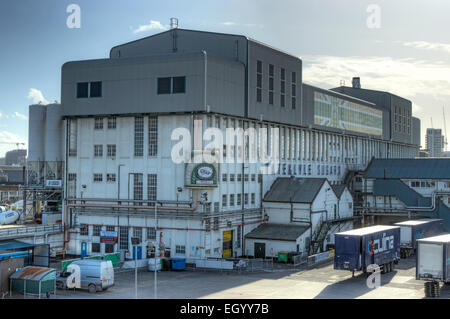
left=186, top=163, right=218, bottom=187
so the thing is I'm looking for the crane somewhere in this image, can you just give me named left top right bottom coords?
left=0, top=142, right=25, bottom=149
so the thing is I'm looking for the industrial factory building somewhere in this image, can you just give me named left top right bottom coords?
left=356, top=158, right=450, bottom=230
left=26, top=27, right=421, bottom=261
left=245, top=177, right=354, bottom=258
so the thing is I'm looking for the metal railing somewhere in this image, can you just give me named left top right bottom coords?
left=0, top=224, right=64, bottom=240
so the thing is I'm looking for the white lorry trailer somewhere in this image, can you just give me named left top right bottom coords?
left=416, top=233, right=450, bottom=298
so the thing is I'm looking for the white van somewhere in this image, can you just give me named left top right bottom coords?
left=57, top=259, right=114, bottom=293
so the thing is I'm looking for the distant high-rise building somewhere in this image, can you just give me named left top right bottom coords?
left=426, top=128, right=444, bottom=157
left=5, top=149, right=27, bottom=166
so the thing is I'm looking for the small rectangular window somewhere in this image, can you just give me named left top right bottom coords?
left=93, top=225, right=102, bottom=236
left=107, top=144, right=116, bottom=158
left=147, top=228, right=156, bottom=240
left=90, top=81, right=102, bottom=97
left=176, top=245, right=186, bottom=254
left=77, top=82, right=89, bottom=98
left=94, top=145, right=103, bottom=157
left=108, top=117, right=116, bottom=129
left=172, top=76, right=186, bottom=94
left=107, top=173, right=116, bottom=183
left=94, top=118, right=103, bottom=130
left=222, top=194, right=227, bottom=208
left=157, top=77, right=171, bottom=94
left=91, top=243, right=101, bottom=253
left=105, top=244, right=114, bottom=254
left=80, top=224, right=89, bottom=236
left=93, top=174, right=103, bottom=182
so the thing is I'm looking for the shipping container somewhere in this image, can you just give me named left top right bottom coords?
left=334, top=225, right=400, bottom=275
left=394, top=219, right=443, bottom=258
left=416, top=234, right=450, bottom=297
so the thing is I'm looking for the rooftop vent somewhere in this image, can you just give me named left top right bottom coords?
left=352, top=77, right=361, bottom=89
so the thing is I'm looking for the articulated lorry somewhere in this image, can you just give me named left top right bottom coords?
left=334, top=225, right=400, bottom=276
left=394, top=219, right=443, bottom=258
left=416, top=233, right=450, bottom=298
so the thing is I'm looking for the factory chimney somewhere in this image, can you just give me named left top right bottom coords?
left=352, top=77, right=361, bottom=89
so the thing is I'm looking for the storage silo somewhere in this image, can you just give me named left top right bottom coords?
left=44, top=103, right=63, bottom=162
left=28, top=104, right=46, bottom=162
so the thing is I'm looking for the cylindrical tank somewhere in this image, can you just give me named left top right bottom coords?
left=28, top=104, right=46, bottom=161
left=44, top=103, right=63, bottom=161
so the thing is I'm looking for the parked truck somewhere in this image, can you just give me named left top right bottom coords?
left=394, top=219, right=444, bottom=258
left=416, top=233, right=450, bottom=298
left=334, top=225, right=400, bottom=276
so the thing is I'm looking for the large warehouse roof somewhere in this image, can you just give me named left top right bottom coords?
left=364, top=158, right=450, bottom=179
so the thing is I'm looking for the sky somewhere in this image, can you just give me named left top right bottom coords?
left=1, top=0, right=450, bottom=156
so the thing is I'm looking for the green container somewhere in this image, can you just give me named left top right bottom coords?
left=278, top=251, right=289, bottom=263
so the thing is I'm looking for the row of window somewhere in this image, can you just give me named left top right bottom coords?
left=394, top=106, right=411, bottom=135
left=409, top=181, right=450, bottom=188
left=222, top=193, right=256, bottom=207
left=94, top=117, right=116, bottom=130
left=76, top=77, right=186, bottom=99
left=68, top=117, right=158, bottom=158
left=222, top=173, right=257, bottom=183
left=94, top=144, right=116, bottom=158
left=256, top=60, right=297, bottom=109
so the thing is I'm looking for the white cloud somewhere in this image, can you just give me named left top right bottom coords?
left=133, top=20, right=168, bottom=34
left=302, top=55, right=450, bottom=101
left=221, top=21, right=263, bottom=28
left=27, top=88, right=49, bottom=104
left=13, top=112, right=28, bottom=120
left=403, top=41, right=450, bottom=54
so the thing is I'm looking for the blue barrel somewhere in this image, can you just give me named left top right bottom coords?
left=171, top=258, right=186, bottom=270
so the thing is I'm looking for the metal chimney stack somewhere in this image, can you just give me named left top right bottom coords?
left=352, top=77, right=361, bottom=89
left=170, top=18, right=179, bottom=29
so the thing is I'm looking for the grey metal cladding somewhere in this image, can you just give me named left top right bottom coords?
left=247, top=40, right=303, bottom=126
left=61, top=52, right=245, bottom=117
left=109, top=29, right=248, bottom=66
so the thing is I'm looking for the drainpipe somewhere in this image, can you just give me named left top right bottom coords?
left=202, top=50, right=207, bottom=112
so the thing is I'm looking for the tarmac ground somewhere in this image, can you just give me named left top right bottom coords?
left=16, top=256, right=446, bottom=299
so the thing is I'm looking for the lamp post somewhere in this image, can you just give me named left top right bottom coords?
left=154, top=201, right=158, bottom=299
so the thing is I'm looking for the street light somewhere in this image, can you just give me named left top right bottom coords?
left=154, top=201, right=158, bottom=299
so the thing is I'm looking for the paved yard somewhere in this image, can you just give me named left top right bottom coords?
left=10, top=256, right=450, bottom=299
